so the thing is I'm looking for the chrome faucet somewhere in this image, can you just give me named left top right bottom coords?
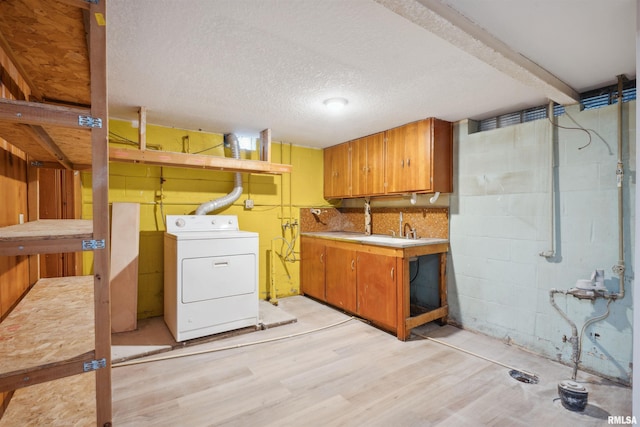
left=404, top=222, right=417, bottom=239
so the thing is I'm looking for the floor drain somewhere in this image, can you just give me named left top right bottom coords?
left=509, top=369, right=539, bottom=384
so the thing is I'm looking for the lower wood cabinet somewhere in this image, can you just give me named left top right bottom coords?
left=300, top=237, right=326, bottom=301
left=301, top=236, right=397, bottom=332
left=356, top=252, right=397, bottom=330
left=300, top=235, right=449, bottom=340
left=325, top=246, right=357, bottom=312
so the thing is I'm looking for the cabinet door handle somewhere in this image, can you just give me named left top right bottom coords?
left=351, top=259, right=355, bottom=270
left=391, top=267, right=394, bottom=280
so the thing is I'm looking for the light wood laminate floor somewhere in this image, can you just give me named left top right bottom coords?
left=112, top=296, right=632, bottom=426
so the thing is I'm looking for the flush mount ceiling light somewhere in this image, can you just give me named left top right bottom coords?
left=323, top=97, right=348, bottom=112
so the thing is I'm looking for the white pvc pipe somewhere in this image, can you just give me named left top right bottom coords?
left=613, top=75, right=626, bottom=299
left=539, top=101, right=555, bottom=258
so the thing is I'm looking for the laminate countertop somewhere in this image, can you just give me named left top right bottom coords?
left=301, top=231, right=448, bottom=249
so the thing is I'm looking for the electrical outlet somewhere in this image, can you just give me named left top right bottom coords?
left=244, top=199, right=254, bottom=209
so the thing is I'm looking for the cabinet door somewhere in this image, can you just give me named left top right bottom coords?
left=300, top=238, right=326, bottom=301
left=352, top=133, right=385, bottom=197
left=323, top=142, right=351, bottom=199
left=404, top=119, right=432, bottom=193
left=364, top=133, right=385, bottom=195
left=386, top=119, right=433, bottom=194
left=356, top=252, right=397, bottom=330
left=384, top=125, right=407, bottom=194
left=351, top=137, right=366, bottom=197
left=325, top=246, right=356, bottom=312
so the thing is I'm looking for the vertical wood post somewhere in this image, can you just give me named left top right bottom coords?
left=89, top=0, right=112, bottom=425
left=138, top=106, right=146, bottom=151
left=260, top=128, right=271, bottom=162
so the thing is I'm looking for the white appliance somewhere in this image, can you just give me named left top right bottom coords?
left=164, top=215, right=259, bottom=341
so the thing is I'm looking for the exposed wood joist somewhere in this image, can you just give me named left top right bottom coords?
left=376, top=0, right=580, bottom=105
left=109, top=147, right=293, bottom=175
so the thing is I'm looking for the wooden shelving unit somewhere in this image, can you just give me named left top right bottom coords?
left=0, top=1, right=112, bottom=425
left=0, top=2, right=294, bottom=425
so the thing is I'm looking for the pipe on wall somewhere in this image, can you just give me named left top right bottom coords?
left=612, top=75, right=626, bottom=299
left=549, top=289, right=580, bottom=379
left=195, top=133, right=243, bottom=215
left=539, top=101, right=555, bottom=258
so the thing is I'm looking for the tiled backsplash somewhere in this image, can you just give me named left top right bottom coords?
left=300, top=206, right=449, bottom=239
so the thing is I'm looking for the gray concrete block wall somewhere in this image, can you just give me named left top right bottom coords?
left=448, top=101, right=635, bottom=384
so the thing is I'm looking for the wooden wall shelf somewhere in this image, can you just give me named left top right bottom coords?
left=0, top=276, right=94, bottom=392
left=109, top=147, right=292, bottom=175
left=0, top=219, right=92, bottom=256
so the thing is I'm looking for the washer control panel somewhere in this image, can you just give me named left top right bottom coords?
left=166, top=215, right=239, bottom=233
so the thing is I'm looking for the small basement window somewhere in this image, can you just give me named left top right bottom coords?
left=474, top=80, right=636, bottom=133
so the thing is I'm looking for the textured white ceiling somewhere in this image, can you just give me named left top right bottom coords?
left=107, top=0, right=636, bottom=149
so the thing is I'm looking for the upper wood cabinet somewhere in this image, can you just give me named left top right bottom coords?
left=385, top=118, right=452, bottom=194
left=386, top=120, right=428, bottom=193
left=351, top=133, right=385, bottom=197
left=323, top=117, right=452, bottom=199
left=323, top=142, right=351, bottom=199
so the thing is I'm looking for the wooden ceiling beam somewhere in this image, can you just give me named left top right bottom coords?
left=376, top=0, right=580, bottom=105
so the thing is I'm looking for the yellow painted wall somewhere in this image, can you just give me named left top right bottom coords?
left=82, top=119, right=326, bottom=318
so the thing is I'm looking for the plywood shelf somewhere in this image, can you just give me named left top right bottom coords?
left=0, top=220, right=93, bottom=256
left=109, top=147, right=293, bottom=175
left=0, top=276, right=95, bottom=393
left=1, top=370, right=96, bottom=426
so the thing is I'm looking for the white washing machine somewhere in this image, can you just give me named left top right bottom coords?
left=164, top=215, right=259, bottom=341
